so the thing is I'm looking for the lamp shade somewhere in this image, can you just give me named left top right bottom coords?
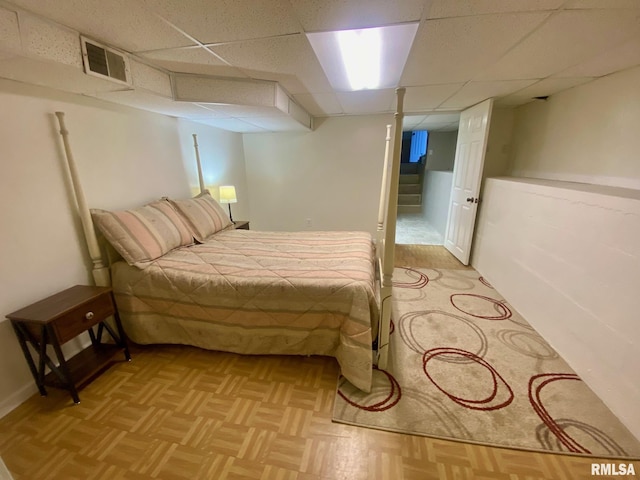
left=219, top=185, right=237, bottom=204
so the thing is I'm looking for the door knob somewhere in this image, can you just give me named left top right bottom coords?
left=466, top=197, right=474, bottom=202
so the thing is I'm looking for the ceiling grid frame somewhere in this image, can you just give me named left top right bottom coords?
left=0, top=0, right=638, bottom=132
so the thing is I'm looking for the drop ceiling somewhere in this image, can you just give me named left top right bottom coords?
left=0, top=0, right=639, bottom=133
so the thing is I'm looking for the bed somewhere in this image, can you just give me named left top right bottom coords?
left=53, top=89, right=406, bottom=392
left=111, top=226, right=378, bottom=392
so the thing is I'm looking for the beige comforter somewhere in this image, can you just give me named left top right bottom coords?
left=111, top=229, right=378, bottom=391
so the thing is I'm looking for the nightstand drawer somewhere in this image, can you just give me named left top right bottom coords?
left=53, top=293, right=115, bottom=344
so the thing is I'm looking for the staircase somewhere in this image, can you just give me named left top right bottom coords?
left=398, top=162, right=425, bottom=213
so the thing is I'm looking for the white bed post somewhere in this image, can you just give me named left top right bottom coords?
left=192, top=134, right=207, bottom=195
left=54, top=112, right=110, bottom=287
left=377, top=124, right=393, bottom=247
left=377, top=87, right=405, bottom=369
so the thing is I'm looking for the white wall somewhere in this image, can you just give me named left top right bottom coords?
left=0, top=79, right=245, bottom=417
left=421, top=170, right=453, bottom=237
left=510, top=65, right=640, bottom=190
left=177, top=119, right=249, bottom=221
left=472, top=67, right=640, bottom=440
left=483, top=107, right=515, bottom=181
left=242, top=115, right=392, bottom=232
left=425, top=131, right=457, bottom=171
left=472, top=177, right=640, bottom=441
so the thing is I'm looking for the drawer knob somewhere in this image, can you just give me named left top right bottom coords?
left=85, top=311, right=94, bottom=320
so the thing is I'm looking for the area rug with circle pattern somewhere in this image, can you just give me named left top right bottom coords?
left=333, top=267, right=640, bottom=459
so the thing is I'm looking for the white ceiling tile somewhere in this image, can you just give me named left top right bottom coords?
left=209, top=34, right=332, bottom=94
left=190, top=104, right=225, bottom=116
left=191, top=117, right=268, bottom=133
left=336, top=89, right=395, bottom=114
left=141, top=46, right=227, bottom=66
left=499, top=77, right=594, bottom=104
left=139, top=46, right=248, bottom=77
left=242, top=116, right=312, bottom=132
left=403, top=115, right=427, bottom=130
left=0, top=6, right=21, bottom=54
left=496, top=75, right=608, bottom=106
left=291, top=0, right=426, bottom=31
left=553, top=37, right=640, bottom=78
left=188, top=105, right=232, bottom=118
left=143, top=0, right=302, bottom=44
left=401, top=13, right=550, bottom=85
left=426, top=123, right=459, bottom=132
left=424, top=113, right=461, bottom=124
left=475, top=9, right=640, bottom=81
left=0, top=56, right=127, bottom=95
left=439, top=79, right=537, bottom=109
left=130, top=60, right=172, bottom=97
left=250, top=72, right=319, bottom=97
left=197, top=104, right=285, bottom=118
left=427, top=0, right=564, bottom=19
left=92, top=90, right=224, bottom=117
left=7, top=0, right=194, bottom=52
left=141, top=59, right=246, bottom=77
left=293, top=93, right=344, bottom=116
left=21, top=14, right=82, bottom=68
left=405, top=113, right=462, bottom=131
left=494, top=96, right=534, bottom=107
left=404, top=84, right=464, bottom=112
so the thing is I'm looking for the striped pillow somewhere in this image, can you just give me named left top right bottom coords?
left=91, top=200, right=194, bottom=267
left=169, top=193, right=232, bottom=242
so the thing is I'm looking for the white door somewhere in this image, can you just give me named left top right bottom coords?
left=444, top=98, right=493, bottom=265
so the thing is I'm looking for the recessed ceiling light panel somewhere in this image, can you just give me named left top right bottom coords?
left=307, top=23, right=419, bottom=92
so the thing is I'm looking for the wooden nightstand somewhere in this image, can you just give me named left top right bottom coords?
left=7, top=285, right=131, bottom=404
left=233, top=220, right=250, bottom=230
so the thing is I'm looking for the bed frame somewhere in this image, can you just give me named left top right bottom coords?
left=54, top=88, right=405, bottom=371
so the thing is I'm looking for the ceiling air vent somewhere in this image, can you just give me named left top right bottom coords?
left=80, top=36, right=131, bottom=85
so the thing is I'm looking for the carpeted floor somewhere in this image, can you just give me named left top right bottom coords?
left=395, top=214, right=443, bottom=245
left=334, top=266, right=640, bottom=459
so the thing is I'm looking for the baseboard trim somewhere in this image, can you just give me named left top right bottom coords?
left=0, top=382, right=37, bottom=420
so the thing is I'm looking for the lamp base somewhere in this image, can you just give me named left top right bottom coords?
left=228, top=204, right=234, bottom=223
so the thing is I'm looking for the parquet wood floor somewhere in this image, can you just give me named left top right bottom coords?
left=0, top=346, right=623, bottom=479
left=394, top=245, right=472, bottom=270
left=0, top=246, right=632, bottom=479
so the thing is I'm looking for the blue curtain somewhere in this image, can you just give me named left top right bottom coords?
left=409, top=130, right=428, bottom=163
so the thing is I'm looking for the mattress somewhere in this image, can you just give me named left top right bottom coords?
left=111, top=229, right=379, bottom=392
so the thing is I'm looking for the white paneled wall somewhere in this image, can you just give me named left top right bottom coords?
left=421, top=170, right=453, bottom=237
left=472, top=177, right=640, bottom=440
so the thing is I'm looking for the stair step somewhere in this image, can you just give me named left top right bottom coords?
left=400, top=163, right=421, bottom=174
left=398, top=193, right=422, bottom=205
left=399, top=184, right=421, bottom=194
left=399, top=174, right=420, bottom=184
left=398, top=205, right=422, bottom=214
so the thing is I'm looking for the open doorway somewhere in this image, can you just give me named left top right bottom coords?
left=395, top=113, right=460, bottom=245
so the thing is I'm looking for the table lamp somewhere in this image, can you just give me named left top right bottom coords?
left=219, top=185, right=237, bottom=223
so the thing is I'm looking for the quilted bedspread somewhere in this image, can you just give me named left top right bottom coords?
left=111, top=229, right=378, bottom=392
